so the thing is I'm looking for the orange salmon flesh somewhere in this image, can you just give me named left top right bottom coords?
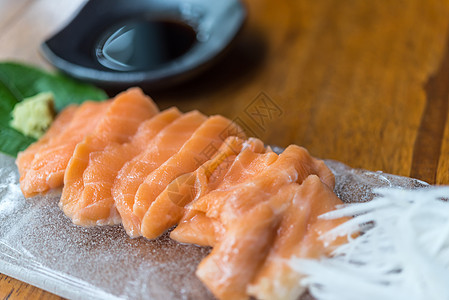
left=16, top=87, right=350, bottom=300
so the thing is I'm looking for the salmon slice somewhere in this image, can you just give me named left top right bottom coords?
left=282, top=177, right=349, bottom=261
left=170, top=210, right=225, bottom=247
left=170, top=138, right=275, bottom=246
left=19, top=100, right=110, bottom=197
left=247, top=175, right=348, bottom=300
left=177, top=147, right=337, bottom=299
left=206, top=142, right=276, bottom=192
left=171, top=141, right=279, bottom=247
left=196, top=175, right=345, bottom=300
left=112, top=111, right=207, bottom=237
left=16, top=105, right=78, bottom=180
left=65, top=108, right=181, bottom=226
left=60, top=88, right=159, bottom=225
left=143, top=137, right=264, bottom=240
left=138, top=115, right=245, bottom=239
left=190, top=145, right=334, bottom=227
left=172, top=146, right=278, bottom=238
left=195, top=185, right=295, bottom=300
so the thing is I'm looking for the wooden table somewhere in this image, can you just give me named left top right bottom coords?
left=1, top=0, right=449, bottom=299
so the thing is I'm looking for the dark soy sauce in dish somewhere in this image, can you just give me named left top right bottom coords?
left=95, top=20, right=197, bottom=72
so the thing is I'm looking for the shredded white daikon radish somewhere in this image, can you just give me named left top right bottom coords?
left=290, top=186, right=449, bottom=300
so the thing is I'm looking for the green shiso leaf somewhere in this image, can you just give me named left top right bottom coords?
left=0, top=62, right=107, bottom=157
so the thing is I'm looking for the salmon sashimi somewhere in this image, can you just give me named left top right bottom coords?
left=170, top=210, right=225, bottom=247
left=14, top=85, right=350, bottom=300
left=16, top=105, right=78, bottom=180
left=171, top=141, right=280, bottom=247
left=196, top=185, right=295, bottom=300
left=205, top=141, right=276, bottom=193
left=175, top=147, right=338, bottom=299
left=170, top=138, right=276, bottom=246
left=112, top=111, right=207, bottom=237
left=143, top=136, right=265, bottom=240
left=18, top=100, right=111, bottom=198
left=247, top=175, right=348, bottom=300
left=189, top=145, right=334, bottom=227
left=139, top=115, right=245, bottom=239
left=60, top=88, right=159, bottom=225
left=196, top=175, right=346, bottom=300
left=64, top=108, right=181, bottom=226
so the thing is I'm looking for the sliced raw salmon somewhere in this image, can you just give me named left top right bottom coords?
left=196, top=175, right=345, bottom=300
left=189, top=145, right=333, bottom=226
left=176, top=146, right=338, bottom=300
left=60, top=88, right=159, bottom=225
left=65, top=108, right=181, bottom=226
left=170, top=138, right=275, bottom=246
left=112, top=111, right=207, bottom=237
left=195, top=186, right=292, bottom=300
left=171, top=140, right=281, bottom=247
left=143, top=136, right=265, bottom=240
left=18, top=100, right=110, bottom=198
left=282, top=177, right=350, bottom=261
left=16, top=104, right=77, bottom=180
left=170, top=210, right=225, bottom=247
left=247, top=175, right=348, bottom=300
left=15, top=85, right=348, bottom=300
left=138, top=115, right=244, bottom=239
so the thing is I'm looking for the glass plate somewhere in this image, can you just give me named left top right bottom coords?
left=0, top=152, right=427, bottom=299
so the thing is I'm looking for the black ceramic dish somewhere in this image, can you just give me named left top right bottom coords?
left=41, top=0, right=246, bottom=91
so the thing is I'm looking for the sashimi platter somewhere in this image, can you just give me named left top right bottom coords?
left=1, top=65, right=448, bottom=300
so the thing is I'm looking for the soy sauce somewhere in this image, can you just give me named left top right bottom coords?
left=96, top=20, right=197, bottom=71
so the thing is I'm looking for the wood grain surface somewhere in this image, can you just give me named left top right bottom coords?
left=1, top=0, right=449, bottom=299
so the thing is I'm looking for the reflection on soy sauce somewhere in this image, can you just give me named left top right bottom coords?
left=96, top=20, right=197, bottom=71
